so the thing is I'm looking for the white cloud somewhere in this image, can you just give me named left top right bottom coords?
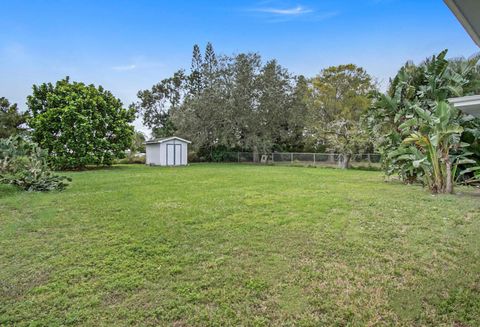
left=111, top=56, right=165, bottom=72
left=245, top=4, right=337, bottom=23
left=255, top=5, right=312, bottom=16
left=112, top=64, right=137, bottom=71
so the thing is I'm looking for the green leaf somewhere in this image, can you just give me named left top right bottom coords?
left=414, top=105, right=431, bottom=121
left=413, top=157, right=427, bottom=168
left=399, top=118, right=418, bottom=130
left=458, top=166, right=480, bottom=176
left=457, top=159, right=477, bottom=164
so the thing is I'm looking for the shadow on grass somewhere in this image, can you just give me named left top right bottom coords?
left=456, top=187, right=480, bottom=198
left=0, top=184, right=21, bottom=199
left=58, top=164, right=136, bottom=173
left=350, top=165, right=382, bottom=172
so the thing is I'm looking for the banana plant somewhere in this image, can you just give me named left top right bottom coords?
left=401, top=101, right=465, bottom=193
left=387, top=145, right=426, bottom=184
left=368, top=50, right=480, bottom=188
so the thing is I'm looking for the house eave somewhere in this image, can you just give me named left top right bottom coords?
left=444, top=0, right=480, bottom=47
left=449, top=95, right=480, bottom=117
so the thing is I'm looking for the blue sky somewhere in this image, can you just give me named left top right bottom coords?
left=1, top=0, right=478, bottom=133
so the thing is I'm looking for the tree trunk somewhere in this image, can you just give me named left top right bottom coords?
left=338, top=153, right=351, bottom=169
left=252, top=146, right=259, bottom=163
left=328, top=153, right=335, bottom=163
left=445, top=159, right=453, bottom=194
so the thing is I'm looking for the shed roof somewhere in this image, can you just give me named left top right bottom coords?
left=145, top=136, right=192, bottom=144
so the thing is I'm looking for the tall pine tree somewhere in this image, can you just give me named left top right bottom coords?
left=189, top=44, right=203, bottom=95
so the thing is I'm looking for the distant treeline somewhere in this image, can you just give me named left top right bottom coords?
left=133, top=43, right=376, bottom=164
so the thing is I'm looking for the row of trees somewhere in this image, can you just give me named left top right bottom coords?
left=135, top=43, right=376, bottom=166
left=2, top=43, right=479, bottom=193
left=135, top=44, right=479, bottom=192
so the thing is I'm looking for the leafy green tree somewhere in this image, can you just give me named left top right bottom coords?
left=135, top=70, right=184, bottom=138
left=27, top=77, right=135, bottom=169
left=131, top=130, right=146, bottom=153
left=0, top=97, right=28, bottom=138
left=166, top=44, right=226, bottom=159
left=285, top=75, right=309, bottom=151
left=307, top=64, right=376, bottom=168
left=151, top=113, right=176, bottom=138
left=255, top=59, right=297, bottom=154
left=138, top=43, right=310, bottom=160
left=324, top=120, right=371, bottom=168
left=162, top=45, right=237, bottom=160
left=226, top=53, right=262, bottom=157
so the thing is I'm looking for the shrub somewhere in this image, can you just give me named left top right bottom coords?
left=188, top=151, right=199, bottom=163
left=115, top=154, right=146, bottom=164
left=0, top=136, right=71, bottom=191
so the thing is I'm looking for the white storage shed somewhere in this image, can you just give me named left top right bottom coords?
left=145, top=137, right=191, bottom=166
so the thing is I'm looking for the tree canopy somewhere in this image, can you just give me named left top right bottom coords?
left=135, top=43, right=309, bottom=161
left=27, top=77, right=135, bottom=169
left=134, top=44, right=479, bottom=180
left=306, top=64, right=377, bottom=168
left=0, top=97, right=28, bottom=138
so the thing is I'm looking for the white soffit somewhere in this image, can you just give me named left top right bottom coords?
left=444, top=0, right=480, bottom=47
left=449, top=95, right=480, bottom=117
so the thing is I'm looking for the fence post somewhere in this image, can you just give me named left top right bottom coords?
left=367, top=153, right=371, bottom=163
left=313, top=153, right=316, bottom=165
left=291, top=153, right=293, bottom=164
left=238, top=152, right=240, bottom=163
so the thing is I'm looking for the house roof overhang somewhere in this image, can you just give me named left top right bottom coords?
left=444, top=0, right=480, bottom=117
left=444, top=0, right=480, bottom=47
left=449, top=95, right=480, bottom=117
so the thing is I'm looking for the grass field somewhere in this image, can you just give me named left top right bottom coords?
left=1, top=164, right=479, bottom=326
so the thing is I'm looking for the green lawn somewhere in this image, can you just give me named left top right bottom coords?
left=1, top=164, right=479, bottom=326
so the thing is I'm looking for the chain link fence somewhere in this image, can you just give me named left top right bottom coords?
left=217, top=152, right=381, bottom=167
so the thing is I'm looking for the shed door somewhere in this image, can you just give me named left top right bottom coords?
left=166, top=144, right=175, bottom=165
left=175, top=144, right=182, bottom=165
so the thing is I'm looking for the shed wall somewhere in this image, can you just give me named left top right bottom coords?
left=146, top=139, right=189, bottom=166
left=146, top=144, right=161, bottom=165
left=160, top=143, right=167, bottom=165
left=182, top=142, right=188, bottom=165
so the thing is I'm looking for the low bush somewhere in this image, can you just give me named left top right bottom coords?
left=115, top=154, right=146, bottom=164
left=0, top=136, right=71, bottom=191
left=188, top=151, right=201, bottom=162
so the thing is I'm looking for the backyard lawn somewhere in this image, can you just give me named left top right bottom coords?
left=1, top=164, right=479, bottom=326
